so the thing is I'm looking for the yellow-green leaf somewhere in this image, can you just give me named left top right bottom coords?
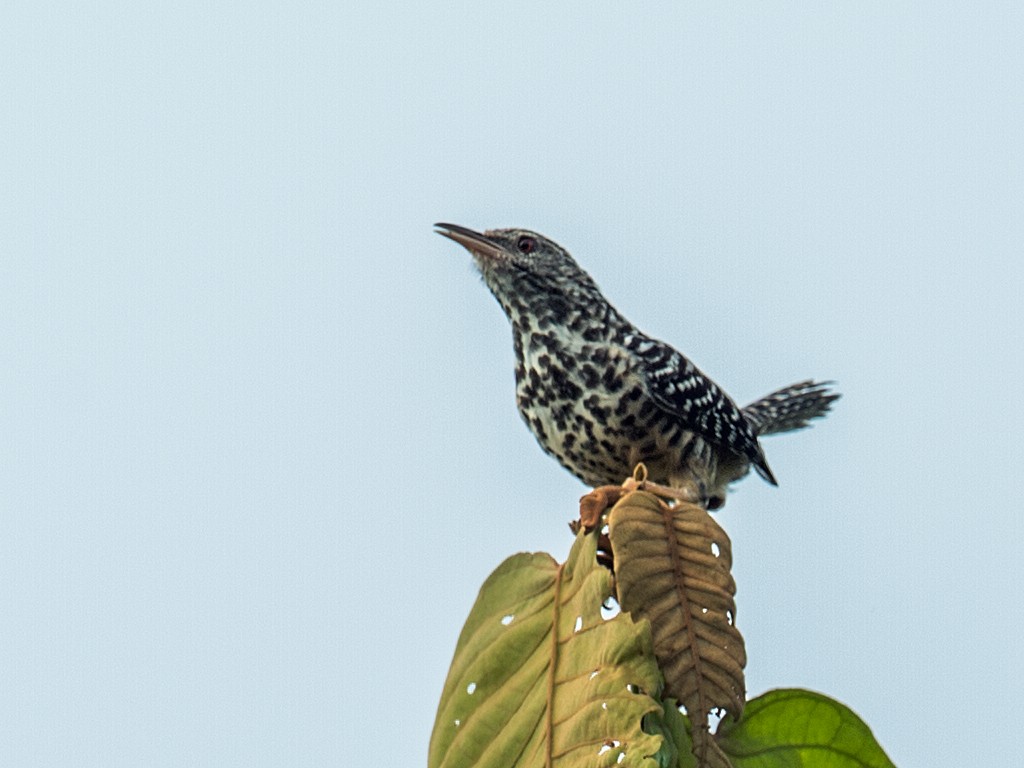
left=429, top=530, right=676, bottom=768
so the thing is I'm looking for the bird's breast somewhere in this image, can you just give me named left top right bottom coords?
left=512, top=329, right=671, bottom=485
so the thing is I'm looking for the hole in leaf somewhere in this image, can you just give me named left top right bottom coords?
left=626, top=683, right=644, bottom=695
left=454, top=719, right=461, bottom=728
left=709, top=708, right=725, bottom=733
left=501, top=615, right=514, bottom=626
left=726, top=610, right=734, bottom=626
left=466, top=682, right=476, bottom=695
left=589, top=670, right=600, bottom=680
left=601, top=701, right=608, bottom=710
left=617, top=752, right=626, bottom=764
left=710, top=541, right=721, bottom=557
left=574, top=616, right=583, bottom=633
left=600, top=599, right=620, bottom=621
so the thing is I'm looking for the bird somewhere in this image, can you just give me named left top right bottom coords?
left=435, top=223, right=839, bottom=509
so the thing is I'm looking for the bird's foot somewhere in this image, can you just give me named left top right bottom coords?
left=576, top=485, right=627, bottom=531
left=574, top=464, right=709, bottom=533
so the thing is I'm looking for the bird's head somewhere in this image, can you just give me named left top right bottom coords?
left=434, top=223, right=603, bottom=325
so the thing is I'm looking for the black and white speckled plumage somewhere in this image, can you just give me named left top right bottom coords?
left=436, top=223, right=839, bottom=507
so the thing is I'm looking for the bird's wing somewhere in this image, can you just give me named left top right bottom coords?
left=626, top=334, right=777, bottom=485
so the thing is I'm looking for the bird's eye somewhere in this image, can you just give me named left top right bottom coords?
left=516, top=236, right=537, bottom=254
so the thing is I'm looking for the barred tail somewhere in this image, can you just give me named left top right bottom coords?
left=742, top=380, right=840, bottom=437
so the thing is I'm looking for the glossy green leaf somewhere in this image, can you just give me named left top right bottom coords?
left=716, top=689, right=895, bottom=768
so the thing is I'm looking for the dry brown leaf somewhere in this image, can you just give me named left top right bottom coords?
left=607, top=489, right=746, bottom=767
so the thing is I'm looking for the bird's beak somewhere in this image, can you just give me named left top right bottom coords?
left=434, top=222, right=504, bottom=259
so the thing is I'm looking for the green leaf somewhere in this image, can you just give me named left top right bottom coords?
left=429, top=530, right=676, bottom=768
left=650, top=702, right=698, bottom=768
left=716, top=689, right=895, bottom=768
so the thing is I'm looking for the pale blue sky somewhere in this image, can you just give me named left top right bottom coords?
left=2, top=2, right=1021, bottom=766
